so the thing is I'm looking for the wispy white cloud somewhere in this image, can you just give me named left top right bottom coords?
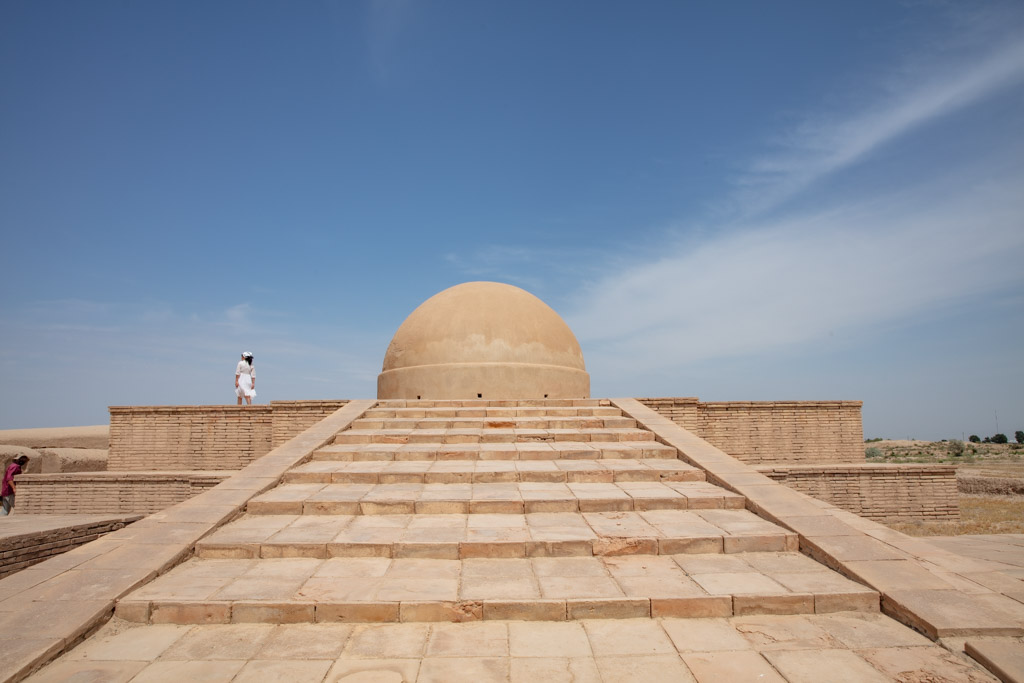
left=567, top=10, right=1024, bottom=379
left=734, top=24, right=1024, bottom=217
left=365, top=0, right=418, bottom=84
left=569, top=175, right=1024, bottom=376
left=224, top=302, right=252, bottom=326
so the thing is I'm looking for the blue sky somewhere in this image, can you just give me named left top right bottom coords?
left=1, top=1, right=1022, bottom=440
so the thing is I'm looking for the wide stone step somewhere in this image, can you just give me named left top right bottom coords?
left=116, top=553, right=878, bottom=625
left=313, top=441, right=677, bottom=461
left=197, top=510, right=795, bottom=560
left=364, top=405, right=624, bottom=419
left=377, top=399, right=608, bottom=408
left=247, top=482, right=744, bottom=516
left=284, top=459, right=704, bottom=485
left=333, top=427, right=656, bottom=446
left=350, top=415, right=637, bottom=430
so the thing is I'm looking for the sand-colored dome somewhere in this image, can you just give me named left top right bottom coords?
left=378, top=281, right=590, bottom=399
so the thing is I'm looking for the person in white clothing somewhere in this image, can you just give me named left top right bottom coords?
left=235, top=351, right=256, bottom=405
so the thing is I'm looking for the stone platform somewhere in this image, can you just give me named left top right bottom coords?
left=113, top=399, right=874, bottom=628
left=24, top=613, right=991, bottom=683
left=4, top=399, right=1024, bottom=682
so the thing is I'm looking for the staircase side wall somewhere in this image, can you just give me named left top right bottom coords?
left=271, top=400, right=350, bottom=447
left=756, top=464, right=960, bottom=522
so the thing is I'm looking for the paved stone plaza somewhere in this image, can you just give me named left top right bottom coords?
left=25, top=614, right=996, bottom=682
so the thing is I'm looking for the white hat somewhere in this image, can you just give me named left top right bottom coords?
left=242, top=351, right=253, bottom=358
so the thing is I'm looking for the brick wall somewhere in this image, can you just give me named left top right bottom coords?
left=271, top=400, right=349, bottom=447
left=16, top=472, right=228, bottom=515
left=109, top=406, right=273, bottom=471
left=108, top=401, right=349, bottom=471
left=757, top=464, right=960, bottom=522
left=640, top=398, right=864, bottom=465
left=0, top=516, right=141, bottom=578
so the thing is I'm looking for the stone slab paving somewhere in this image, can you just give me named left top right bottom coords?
left=24, top=613, right=998, bottom=682
left=364, top=404, right=625, bottom=415
left=246, top=481, right=743, bottom=515
left=115, top=552, right=876, bottom=625
left=611, top=399, right=1024, bottom=679
left=284, top=458, right=704, bottom=484
left=333, top=427, right=657, bottom=445
left=314, top=440, right=678, bottom=461
left=0, top=515, right=141, bottom=542
left=350, top=415, right=639, bottom=430
left=0, top=401, right=376, bottom=683
left=928, top=534, right=1024, bottom=571
left=195, top=510, right=796, bottom=560
left=10, top=397, right=1024, bottom=682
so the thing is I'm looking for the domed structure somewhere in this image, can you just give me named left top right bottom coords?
left=378, top=281, right=590, bottom=400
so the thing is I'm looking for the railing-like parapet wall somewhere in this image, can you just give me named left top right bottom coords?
left=639, top=397, right=864, bottom=465
left=756, top=463, right=960, bottom=522
left=108, top=400, right=350, bottom=471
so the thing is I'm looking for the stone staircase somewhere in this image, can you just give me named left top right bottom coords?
left=116, top=399, right=877, bottom=625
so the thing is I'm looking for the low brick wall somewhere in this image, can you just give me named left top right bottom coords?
left=0, top=515, right=141, bottom=578
left=640, top=397, right=864, bottom=465
left=109, top=406, right=272, bottom=471
left=109, top=400, right=349, bottom=471
left=756, top=464, right=960, bottom=522
left=16, top=472, right=229, bottom=515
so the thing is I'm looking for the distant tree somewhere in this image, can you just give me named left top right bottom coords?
left=983, top=437, right=992, bottom=443
left=1016, top=430, right=1024, bottom=444
left=969, top=435, right=981, bottom=443
left=947, top=439, right=965, bottom=457
left=992, top=433, right=1008, bottom=444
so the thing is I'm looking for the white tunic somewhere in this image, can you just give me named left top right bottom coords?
left=235, top=360, right=256, bottom=399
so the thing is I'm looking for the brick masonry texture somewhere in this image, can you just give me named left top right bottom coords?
left=17, top=473, right=227, bottom=515
left=756, top=464, right=960, bottom=522
left=0, top=516, right=140, bottom=578
left=108, top=400, right=349, bottom=471
left=639, top=398, right=864, bottom=465
left=640, top=397, right=957, bottom=522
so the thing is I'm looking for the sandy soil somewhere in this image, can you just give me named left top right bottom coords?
left=0, top=425, right=109, bottom=449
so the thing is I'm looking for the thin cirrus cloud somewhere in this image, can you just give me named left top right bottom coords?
left=570, top=181, right=1024, bottom=371
left=566, top=31, right=1024, bottom=374
left=733, top=34, right=1024, bottom=218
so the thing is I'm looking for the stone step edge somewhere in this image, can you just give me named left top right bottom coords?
left=247, top=496, right=746, bottom=516
left=363, top=408, right=623, bottom=417
left=116, top=591, right=878, bottom=625
left=351, top=417, right=637, bottom=427
left=312, top=445, right=677, bottom=461
left=375, top=399, right=611, bottom=407
left=283, top=469, right=705, bottom=485
left=332, top=432, right=658, bottom=445
left=196, top=532, right=798, bottom=560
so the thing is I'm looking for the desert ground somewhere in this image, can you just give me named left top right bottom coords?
left=0, top=425, right=109, bottom=474
left=866, top=438, right=1024, bottom=536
